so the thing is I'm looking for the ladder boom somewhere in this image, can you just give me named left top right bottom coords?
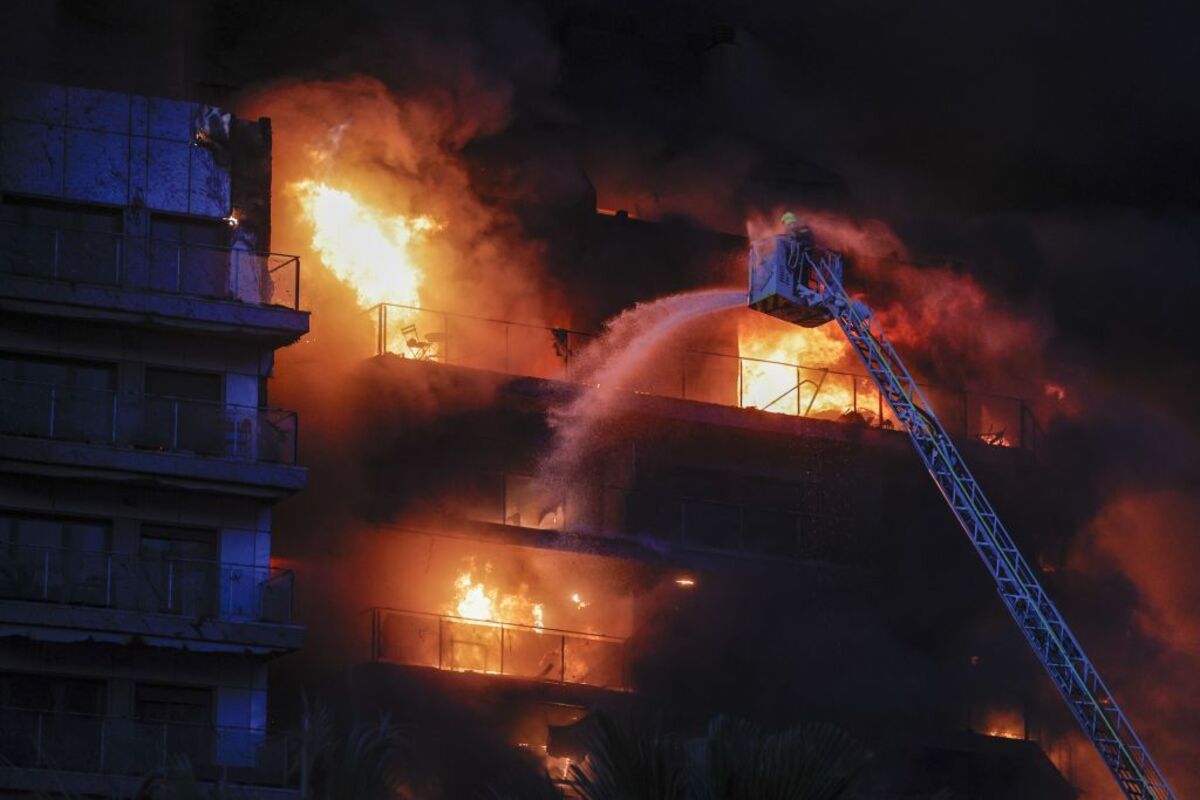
left=775, top=247, right=1176, bottom=800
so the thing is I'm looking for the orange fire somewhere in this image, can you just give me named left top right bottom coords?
left=737, top=319, right=866, bottom=420
left=980, top=707, right=1025, bottom=740
left=293, top=180, right=438, bottom=311
left=451, top=564, right=545, bottom=629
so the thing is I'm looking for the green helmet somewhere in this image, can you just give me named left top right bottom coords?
left=780, top=211, right=798, bottom=227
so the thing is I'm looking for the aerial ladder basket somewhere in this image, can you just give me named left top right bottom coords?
left=748, top=237, right=1177, bottom=800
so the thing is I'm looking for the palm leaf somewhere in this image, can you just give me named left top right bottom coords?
left=568, top=712, right=687, bottom=800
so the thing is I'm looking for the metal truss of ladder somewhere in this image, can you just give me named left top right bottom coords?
left=803, top=250, right=1176, bottom=800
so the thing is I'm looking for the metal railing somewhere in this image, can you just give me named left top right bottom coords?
left=0, top=222, right=301, bottom=310
left=0, top=543, right=294, bottom=624
left=369, top=607, right=628, bottom=690
left=0, top=378, right=298, bottom=464
left=370, top=303, right=1043, bottom=451
left=0, top=708, right=296, bottom=788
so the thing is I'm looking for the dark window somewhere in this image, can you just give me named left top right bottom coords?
left=0, top=672, right=106, bottom=715
left=144, top=367, right=222, bottom=402
left=0, top=196, right=121, bottom=233
left=135, top=684, right=211, bottom=725
left=743, top=508, right=800, bottom=558
left=138, top=369, right=225, bottom=457
left=138, top=525, right=216, bottom=561
left=681, top=500, right=742, bottom=551
left=0, top=513, right=111, bottom=605
left=0, top=353, right=116, bottom=442
left=134, top=526, right=218, bottom=617
left=148, top=215, right=229, bottom=298
left=149, top=215, right=226, bottom=248
left=0, top=353, right=115, bottom=391
left=0, top=197, right=122, bottom=283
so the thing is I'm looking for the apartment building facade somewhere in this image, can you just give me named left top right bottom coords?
left=0, top=81, right=306, bottom=797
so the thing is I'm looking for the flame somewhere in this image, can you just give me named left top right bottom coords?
left=737, top=320, right=861, bottom=419
left=450, top=563, right=544, bottom=629
left=454, top=572, right=494, bottom=621
left=570, top=592, right=589, bottom=610
left=980, top=707, right=1025, bottom=740
left=293, top=180, right=438, bottom=310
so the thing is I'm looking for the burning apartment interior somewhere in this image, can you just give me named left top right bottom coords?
left=1, top=2, right=1198, bottom=799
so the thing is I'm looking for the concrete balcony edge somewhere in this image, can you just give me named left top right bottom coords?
left=0, top=276, right=309, bottom=343
left=0, top=598, right=305, bottom=654
left=0, top=433, right=307, bottom=498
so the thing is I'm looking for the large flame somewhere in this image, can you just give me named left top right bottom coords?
left=293, top=180, right=438, bottom=310
left=450, top=564, right=545, bottom=629
left=737, top=320, right=860, bottom=419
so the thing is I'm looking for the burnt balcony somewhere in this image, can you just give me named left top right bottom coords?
left=369, top=607, right=629, bottom=691
left=0, top=708, right=296, bottom=795
left=0, top=222, right=306, bottom=340
left=0, top=543, right=301, bottom=652
left=0, top=379, right=304, bottom=494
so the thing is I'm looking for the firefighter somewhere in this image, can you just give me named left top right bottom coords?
left=781, top=210, right=814, bottom=251
left=778, top=211, right=816, bottom=299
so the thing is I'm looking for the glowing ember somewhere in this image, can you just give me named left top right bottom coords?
left=1044, top=382, right=1068, bottom=402
left=738, top=320, right=856, bottom=418
left=570, top=592, right=589, bottom=610
left=293, top=180, right=438, bottom=310
left=674, top=576, right=697, bottom=588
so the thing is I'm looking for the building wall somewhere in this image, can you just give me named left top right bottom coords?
left=0, top=81, right=303, bottom=793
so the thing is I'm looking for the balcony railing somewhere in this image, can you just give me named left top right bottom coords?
left=0, top=543, right=294, bottom=624
left=370, top=303, right=1045, bottom=451
left=0, top=378, right=299, bottom=464
left=0, top=222, right=301, bottom=310
left=369, top=607, right=629, bottom=690
left=0, top=708, right=296, bottom=789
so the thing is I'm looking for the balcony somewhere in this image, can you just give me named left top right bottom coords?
left=369, top=607, right=629, bottom=691
left=0, top=543, right=301, bottom=652
left=0, top=708, right=296, bottom=795
left=0, top=378, right=304, bottom=494
left=372, top=303, right=1045, bottom=452
left=0, top=223, right=307, bottom=340
left=454, top=471, right=838, bottom=564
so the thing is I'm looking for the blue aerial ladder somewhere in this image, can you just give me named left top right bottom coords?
left=748, top=236, right=1177, bottom=800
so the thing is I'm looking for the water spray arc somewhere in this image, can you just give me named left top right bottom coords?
left=749, top=239, right=1176, bottom=800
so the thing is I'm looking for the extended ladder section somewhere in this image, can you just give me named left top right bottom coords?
left=798, top=249, right=1176, bottom=800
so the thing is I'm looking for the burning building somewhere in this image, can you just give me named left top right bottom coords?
left=0, top=81, right=306, bottom=796
left=254, top=92, right=1079, bottom=792
left=0, top=4, right=1191, bottom=798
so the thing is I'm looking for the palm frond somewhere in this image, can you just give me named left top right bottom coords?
left=568, top=712, right=686, bottom=800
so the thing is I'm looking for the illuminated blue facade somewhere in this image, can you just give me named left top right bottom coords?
left=0, top=81, right=307, bottom=797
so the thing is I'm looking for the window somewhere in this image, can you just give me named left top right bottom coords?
left=149, top=214, right=229, bottom=298
left=0, top=196, right=121, bottom=283
left=133, top=526, right=217, bottom=617
left=0, top=513, right=111, bottom=604
left=139, top=368, right=224, bottom=456
left=144, top=368, right=222, bottom=402
left=0, top=672, right=106, bottom=715
left=0, top=353, right=115, bottom=443
left=135, top=684, right=211, bottom=726
left=149, top=215, right=226, bottom=249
